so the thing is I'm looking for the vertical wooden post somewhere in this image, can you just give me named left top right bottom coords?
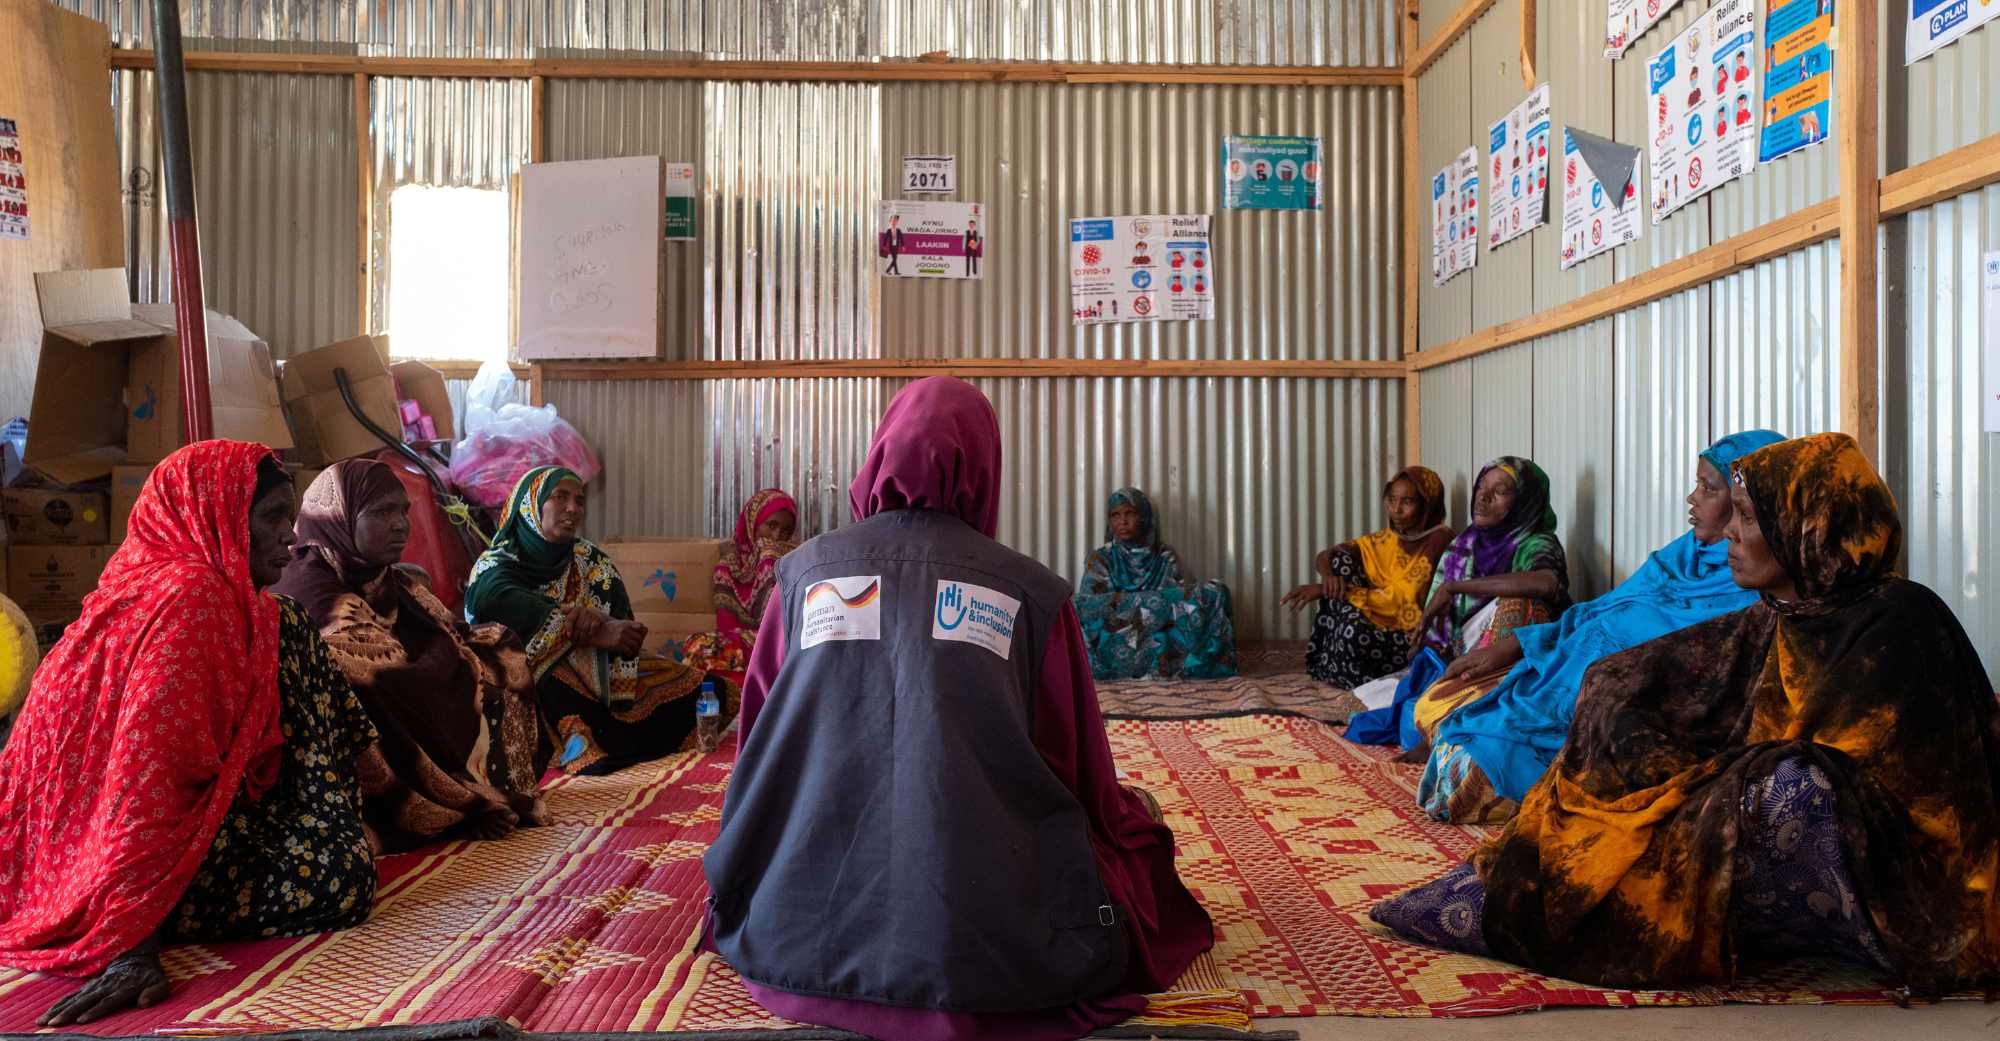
left=1836, top=0, right=1880, bottom=462
left=530, top=75, right=547, bottom=163
left=1519, top=0, right=1538, bottom=88
left=1400, top=0, right=1423, bottom=465
left=528, top=363, right=547, bottom=407
left=354, top=72, right=371, bottom=335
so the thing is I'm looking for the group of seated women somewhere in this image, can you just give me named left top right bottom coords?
left=0, top=393, right=1992, bottom=1036
left=0, top=445, right=726, bottom=1025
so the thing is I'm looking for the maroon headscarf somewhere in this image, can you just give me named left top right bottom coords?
left=274, top=460, right=411, bottom=629
left=848, top=377, right=1002, bottom=537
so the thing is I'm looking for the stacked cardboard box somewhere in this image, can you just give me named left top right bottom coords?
left=600, top=537, right=725, bottom=651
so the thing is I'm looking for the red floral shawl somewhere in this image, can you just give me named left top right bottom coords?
left=0, top=440, right=285, bottom=976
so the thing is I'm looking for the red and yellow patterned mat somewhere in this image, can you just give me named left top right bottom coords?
left=0, top=714, right=1913, bottom=1036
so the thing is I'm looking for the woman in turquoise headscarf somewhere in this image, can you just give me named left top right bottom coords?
left=1412, top=430, right=1785, bottom=822
left=1074, top=488, right=1238, bottom=680
left=464, top=466, right=714, bottom=775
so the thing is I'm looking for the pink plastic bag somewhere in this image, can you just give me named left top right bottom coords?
left=448, top=402, right=601, bottom=509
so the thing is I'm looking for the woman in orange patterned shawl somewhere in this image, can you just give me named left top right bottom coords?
left=1375, top=433, right=1999, bottom=996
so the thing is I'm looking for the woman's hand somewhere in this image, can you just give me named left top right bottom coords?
left=608, top=619, right=648, bottom=657
left=39, top=941, right=170, bottom=1027
left=1441, top=632, right=1523, bottom=682
left=1410, top=583, right=1455, bottom=650
left=566, top=604, right=613, bottom=647
left=1279, top=583, right=1324, bottom=613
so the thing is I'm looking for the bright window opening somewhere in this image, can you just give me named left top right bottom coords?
left=386, top=184, right=510, bottom=362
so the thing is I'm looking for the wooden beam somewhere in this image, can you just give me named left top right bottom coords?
left=1409, top=0, right=1499, bottom=75
left=528, top=363, right=546, bottom=407
left=533, top=358, right=1411, bottom=381
left=1519, top=0, right=1537, bottom=89
left=529, top=75, right=547, bottom=163
left=1836, top=0, right=1881, bottom=464
left=1401, top=0, right=1423, bottom=464
left=353, top=72, right=370, bottom=336
left=1880, top=131, right=2000, bottom=215
left=106, top=48, right=1401, bottom=87
left=1411, top=200, right=1842, bottom=370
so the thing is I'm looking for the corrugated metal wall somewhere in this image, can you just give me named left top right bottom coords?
left=1412, top=0, right=1997, bottom=667
left=526, top=66, right=1404, bottom=640
left=54, top=0, right=1398, bottom=63
left=60, top=0, right=1406, bottom=642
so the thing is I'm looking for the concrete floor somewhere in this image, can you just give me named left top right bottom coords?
left=1272, top=1000, right=2000, bottom=1040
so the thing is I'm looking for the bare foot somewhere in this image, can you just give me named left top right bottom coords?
left=469, top=809, right=518, bottom=841
left=1393, top=744, right=1430, bottom=765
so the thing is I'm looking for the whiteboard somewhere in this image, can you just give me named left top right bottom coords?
left=516, top=156, right=663, bottom=360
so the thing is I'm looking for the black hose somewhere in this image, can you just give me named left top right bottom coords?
left=331, top=366, right=492, bottom=552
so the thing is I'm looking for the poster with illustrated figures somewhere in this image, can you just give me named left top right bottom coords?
left=1606, top=0, right=1689, bottom=58
left=1560, top=127, right=1645, bottom=270
left=1646, top=0, right=1761, bottom=224
left=1487, top=85, right=1552, bottom=250
left=1068, top=214, right=1213, bottom=325
left=1759, top=0, right=1835, bottom=162
left=1431, top=147, right=1479, bottom=287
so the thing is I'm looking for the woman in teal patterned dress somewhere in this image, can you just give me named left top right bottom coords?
left=464, top=466, right=716, bottom=775
left=1074, top=488, right=1238, bottom=680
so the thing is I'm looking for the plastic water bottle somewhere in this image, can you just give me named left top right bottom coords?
left=694, top=680, right=722, bottom=753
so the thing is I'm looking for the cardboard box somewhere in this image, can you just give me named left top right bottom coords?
left=280, top=335, right=402, bottom=465
left=109, top=465, right=151, bottom=543
left=9, top=545, right=112, bottom=643
left=601, top=537, right=722, bottom=619
left=390, top=361, right=455, bottom=442
left=3, top=489, right=109, bottom=546
left=635, top=609, right=717, bottom=653
left=24, top=269, right=292, bottom=483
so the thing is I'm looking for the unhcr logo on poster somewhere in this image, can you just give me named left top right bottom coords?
left=932, top=580, right=1022, bottom=660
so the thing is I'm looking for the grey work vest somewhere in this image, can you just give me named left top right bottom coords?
left=703, top=508, right=1130, bottom=1013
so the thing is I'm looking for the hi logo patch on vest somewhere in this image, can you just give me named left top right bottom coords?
left=932, top=580, right=1021, bottom=660
left=800, top=575, right=882, bottom=649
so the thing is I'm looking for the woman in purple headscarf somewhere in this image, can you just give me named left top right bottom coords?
left=703, top=378, right=1213, bottom=1041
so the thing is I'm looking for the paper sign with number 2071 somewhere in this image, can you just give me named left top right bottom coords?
left=903, top=154, right=956, bottom=194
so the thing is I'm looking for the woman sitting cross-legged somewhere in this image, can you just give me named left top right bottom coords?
left=1282, top=466, right=1453, bottom=690
left=1074, top=487, right=1238, bottom=680
left=274, top=459, right=549, bottom=848
left=704, top=378, right=1214, bottom=1041
left=1410, top=430, right=1784, bottom=822
left=0, top=442, right=378, bottom=1027
left=1372, top=433, right=2000, bottom=995
left=465, top=466, right=721, bottom=775
left=681, top=488, right=798, bottom=682
left=1344, top=456, right=1570, bottom=751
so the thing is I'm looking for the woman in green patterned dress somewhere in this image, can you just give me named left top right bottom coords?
left=464, top=466, right=715, bottom=775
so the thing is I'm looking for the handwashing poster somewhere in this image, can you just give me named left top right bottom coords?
left=1606, top=0, right=1688, bottom=58
left=1487, top=85, right=1552, bottom=250
left=1432, top=147, right=1479, bottom=287
left=1222, top=136, right=1323, bottom=210
left=876, top=200, right=985, bottom=280
left=1646, top=0, right=1760, bottom=223
left=1560, top=127, right=1645, bottom=270
left=1759, top=0, right=1834, bottom=162
left=1069, top=214, right=1214, bottom=325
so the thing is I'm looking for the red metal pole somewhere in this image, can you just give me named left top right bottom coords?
left=151, top=0, right=212, bottom=444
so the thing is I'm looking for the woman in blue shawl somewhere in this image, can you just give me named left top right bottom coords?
left=1413, top=430, right=1785, bottom=822
left=1075, top=488, right=1238, bottom=680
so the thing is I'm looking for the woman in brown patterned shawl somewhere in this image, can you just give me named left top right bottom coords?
left=274, top=460, right=549, bottom=850
left=1373, top=433, right=1998, bottom=996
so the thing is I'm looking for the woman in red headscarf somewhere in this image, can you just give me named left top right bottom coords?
left=0, top=441, right=378, bottom=1027
left=681, top=488, right=799, bottom=681
left=704, top=378, right=1213, bottom=1041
